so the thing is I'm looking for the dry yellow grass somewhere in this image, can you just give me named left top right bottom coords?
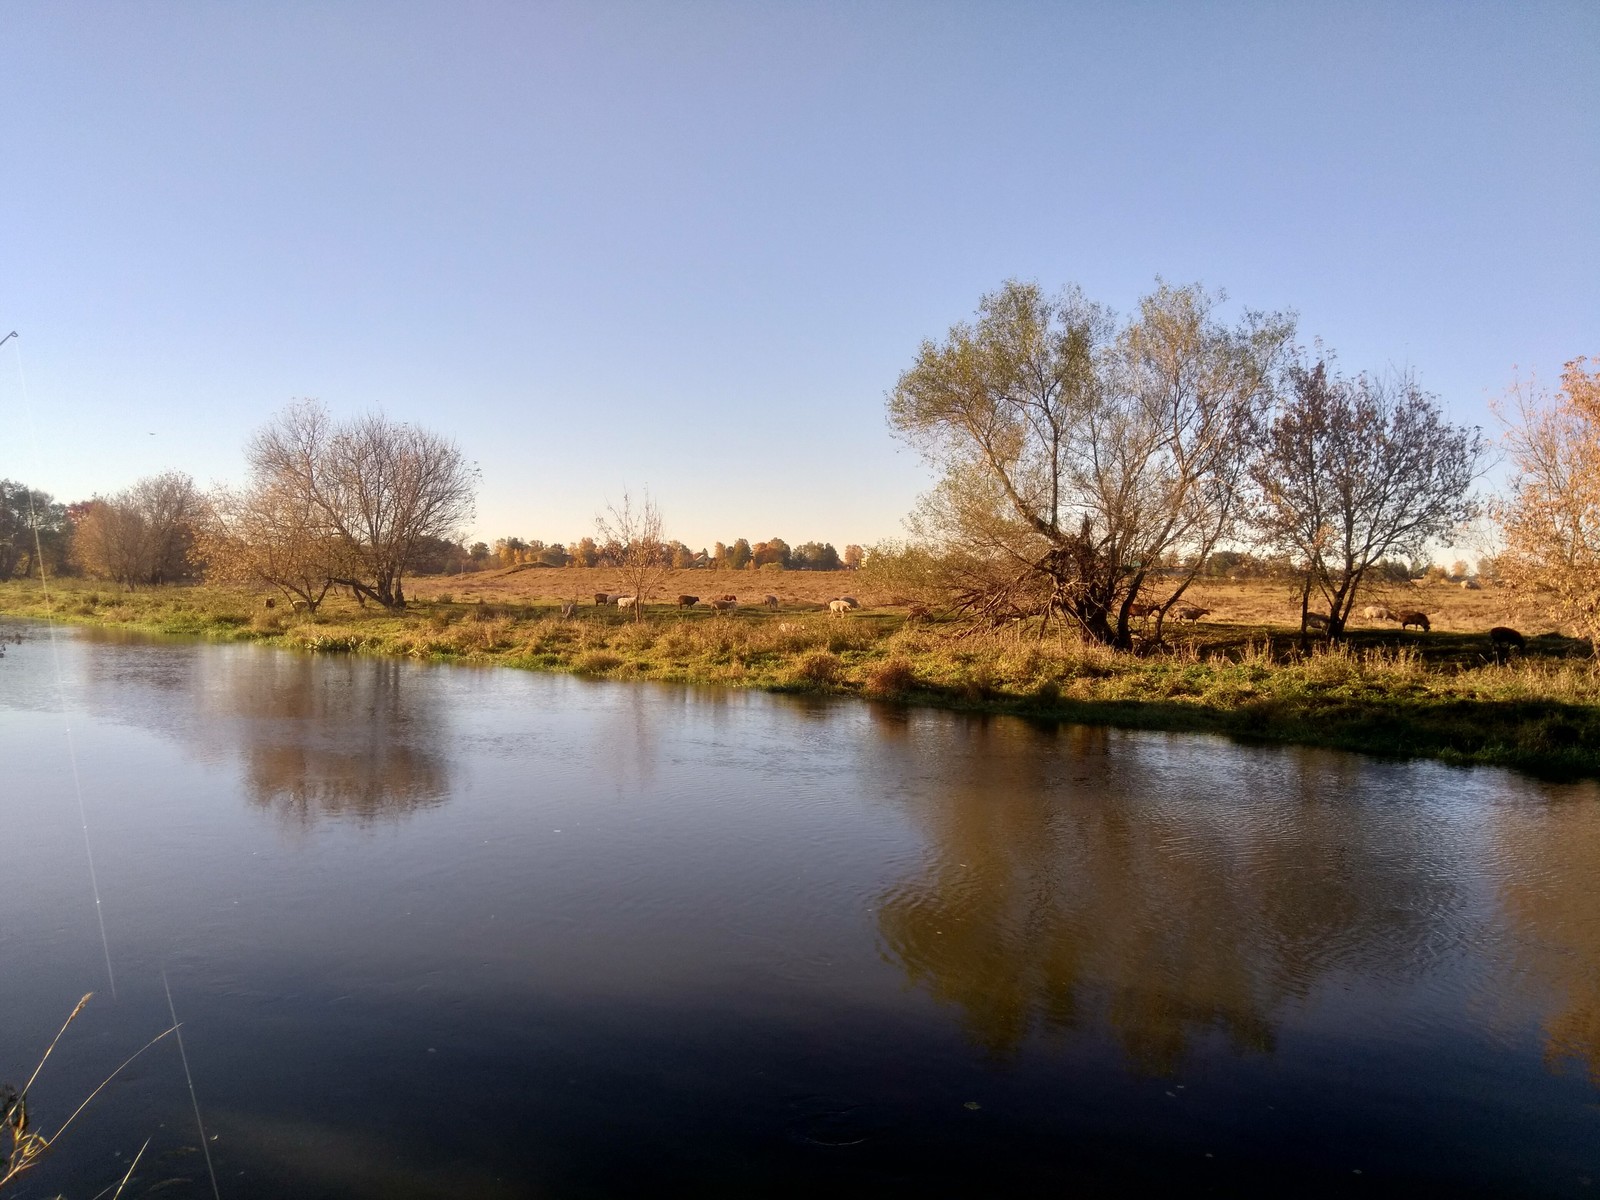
left=407, top=566, right=877, bottom=610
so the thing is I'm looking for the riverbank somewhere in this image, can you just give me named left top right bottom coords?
left=3, top=580, right=1597, bottom=778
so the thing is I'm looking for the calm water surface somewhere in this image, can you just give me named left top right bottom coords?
left=2, top=621, right=1598, bottom=1197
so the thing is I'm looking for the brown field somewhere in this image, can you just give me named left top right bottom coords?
left=409, top=566, right=1555, bottom=637
left=407, top=566, right=874, bottom=610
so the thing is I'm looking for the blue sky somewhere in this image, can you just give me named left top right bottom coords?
left=2, top=1, right=1596, bottom=551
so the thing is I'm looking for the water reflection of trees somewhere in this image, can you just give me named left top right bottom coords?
left=876, top=719, right=1463, bottom=1073
left=83, top=640, right=450, bottom=825
left=1496, top=783, right=1600, bottom=1083
left=222, top=655, right=449, bottom=825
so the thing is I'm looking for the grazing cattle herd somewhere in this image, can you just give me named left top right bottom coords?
left=525, top=586, right=1535, bottom=665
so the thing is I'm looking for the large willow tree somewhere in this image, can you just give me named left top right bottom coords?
left=888, top=280, right=1293, bottom=647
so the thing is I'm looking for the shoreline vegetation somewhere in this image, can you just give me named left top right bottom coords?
left=4, top=574, right=1597, bottom=781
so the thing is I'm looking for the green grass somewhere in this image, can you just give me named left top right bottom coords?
left=4, top=579, right=1598, bottom=778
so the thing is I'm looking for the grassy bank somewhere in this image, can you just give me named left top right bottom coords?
left=4, top=579, right=1598, bottom=779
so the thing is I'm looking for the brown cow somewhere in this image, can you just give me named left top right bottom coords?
left=764, top=594, right=779, bottom=610
left=677, top=594, right=699, bottom=608
left=1399, top=611, right=1431, bottom=632
left=1488, top=626, right=1525, bottom=664
left=594, top=592, right=611, bottom=606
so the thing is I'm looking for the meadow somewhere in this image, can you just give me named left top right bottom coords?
left=2, top=570, right=1596, bottom=778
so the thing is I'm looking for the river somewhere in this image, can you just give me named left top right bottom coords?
left=1, top=622, right=1597, bottom=1197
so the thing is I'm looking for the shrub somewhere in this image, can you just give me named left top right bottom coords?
left=961, top=664, right=996, bottom=703
left=794, top=651, right=843, bottom=687
left=865, top=658, right=917, bottom=697
left=250, top=611, right=286, bottom=634
left=575, top=650, right=623, bottom=674
left=302, top=632, right=365, bottom=653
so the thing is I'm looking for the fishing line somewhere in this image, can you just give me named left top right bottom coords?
left=7, top=333, right=117, bottom=996
left=162, top=969, right=221, bottom=1200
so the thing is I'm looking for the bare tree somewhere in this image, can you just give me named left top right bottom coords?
left=1493, top=357, right=1600, bottom=649
left=247, top=401, right=478, bottom=609
left=1251, top=359, right=1484, bottom=639
left=888, top=280, right=1292, bottom=647
left=197, top=481, right=343, bottom=612
left=595, top=490, right=667, bottom=621
left=71, top=472, right=200, bottom=588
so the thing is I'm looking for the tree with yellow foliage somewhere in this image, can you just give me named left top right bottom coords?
left=1495, top=358, right=1600, bottom=650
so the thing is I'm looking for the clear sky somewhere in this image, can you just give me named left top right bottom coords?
left=2, top=1, right=1596, bottom=552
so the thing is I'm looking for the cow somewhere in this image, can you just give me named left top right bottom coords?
left=1399, top=611, right=1431, bottom=632
left=559, top=601, right=576, bottom=619
left=594, top=592, right=611, bottom=606
left=1303, top=611, right=1330, bottom=632
left=616, top=595, right=639, bottom=611
left=764, top=594, right=779, bottom=610
left=677, top=594, right=699, bottom=608
left=1127, top=602, right=1154, bottom=623
left=828, top=599, right=854, bottom=617
left=1361, top=604, right=1394, bottom=622
left=1171, top=604, right=1211, bottom=623
left=839, top=596, right=861, bottom=608
left=718, top=593, right=737, bottom=602
left=710, top=598, right=738, bottom=612
left=907, top=603, right=930, bottom=622
left=1488, top=626, right=1525, bottom=664
left=1461, top=579, right=1482, bottom=590
left=263, top=597, right=276, bottom=609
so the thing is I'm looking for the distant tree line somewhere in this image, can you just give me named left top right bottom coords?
left=471, top=534, right=864, bottom=572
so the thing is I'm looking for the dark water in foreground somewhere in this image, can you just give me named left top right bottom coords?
left=1, top=622, right=1598, bottom=1198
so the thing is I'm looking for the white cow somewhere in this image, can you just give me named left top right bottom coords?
left=828, top=599, right=853, bottom=617
left=616, top=595, right=639, bottom=611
